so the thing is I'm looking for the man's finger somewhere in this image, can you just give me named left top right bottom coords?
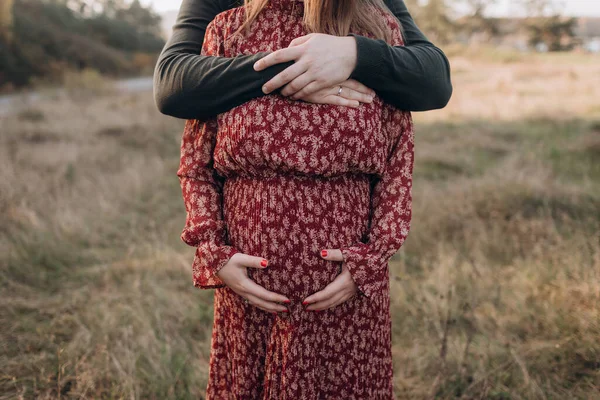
left=319, top=248, right=344, bottom=262
left=253, top=46, right=304, bottom=72
left=322, top=95, right=359, bottom=108
left=280, top=73, right=314, bottom=97
left=342, top=79, right=376, bottom=97
left=336, top=85, right=375, bottom=103
left=289, top=80, right=327, bottom=100
left=263, top=62, right=309, bottom=94
left=330, top=88, right=373, bottom=104
left=288, top=34, right=313, bottom=47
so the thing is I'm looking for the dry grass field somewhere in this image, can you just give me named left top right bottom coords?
left=1, top=51, right=599, bottom=399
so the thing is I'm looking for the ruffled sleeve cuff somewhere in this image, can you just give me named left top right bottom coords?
left=180, top=219, right=230, bottom=248
left=339, top=242, right=390, bottom=299
left=192, top=241, right=240, bottom=289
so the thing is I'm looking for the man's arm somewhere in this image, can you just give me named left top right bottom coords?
left=153, top=0, right=294, bottom=120
left=153, top=0, right=452, bottom=120
left=348, top=0, right=453, bottom=111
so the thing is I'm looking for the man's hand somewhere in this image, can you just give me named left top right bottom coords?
left=298, top=78, right=375, bottom=107
left=253, top=33, right=358, bottom=100
left=302, top=249, right=359, bottom=311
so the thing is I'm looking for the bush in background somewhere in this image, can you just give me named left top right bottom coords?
left=0, top=0, right=164, bottom=90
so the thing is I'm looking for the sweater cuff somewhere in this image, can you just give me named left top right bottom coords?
left=347, top=33, right=386, bottom=83
left=192, top=242, right=240, bottom=289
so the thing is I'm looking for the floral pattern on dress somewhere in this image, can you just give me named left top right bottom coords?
left=176, top=0, right=415, bottom=397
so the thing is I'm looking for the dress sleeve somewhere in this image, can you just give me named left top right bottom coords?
left=338, top=111, right=415, bottom=299
left=177, top=16, right=241, bottom=289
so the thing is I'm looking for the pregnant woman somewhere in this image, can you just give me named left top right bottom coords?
left=159, top=0, right=449, bottom=398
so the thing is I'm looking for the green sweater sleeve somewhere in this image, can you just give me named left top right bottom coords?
left=348, top=0, right=453, bottom=111
left=153, top=0, right=452, bottom=120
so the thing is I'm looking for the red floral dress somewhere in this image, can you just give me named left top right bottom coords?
left=177, top=0, right=414, bottom=398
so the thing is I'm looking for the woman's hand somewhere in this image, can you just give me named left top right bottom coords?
left=295, top=78, right=375, bottom=107
left=253, top=33, right=358, bottom=99
left=302, top=249, right=359, bottom=311
left=216, top=253, right=291, bottom=314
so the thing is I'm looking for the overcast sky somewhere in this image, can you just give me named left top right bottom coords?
left=144, top=0, right=600, bottom=16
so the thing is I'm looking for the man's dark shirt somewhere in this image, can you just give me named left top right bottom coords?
left=153, top=0, right=453, bottom=120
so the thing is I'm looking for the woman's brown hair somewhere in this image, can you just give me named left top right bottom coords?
left=232, top=0, right=402, bottom=44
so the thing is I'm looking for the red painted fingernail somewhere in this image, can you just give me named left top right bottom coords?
left=282, top=309, right=289, bottom=312
left=321, top=250, right=327, bottom=257
left=283, top=299, right=291, bottom=303
left=302, top=300, right=308, bottom=305
left=261, top=259, right=268, bottom=267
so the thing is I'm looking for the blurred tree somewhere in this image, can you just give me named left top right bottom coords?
left=519, top=0, right=562, bottom=17
left=459, top=0, right=499, bottom=40
left=519, top=0, right=577, bottom=51
left=0, top=0, right=14, bottom=42
left=115, top=0, right=161, bottom=37
left=417, top=0, right=456, bottom=44
left=0, top=0, right=165, bottom=89
left=525, top=15, right=578, bottom=51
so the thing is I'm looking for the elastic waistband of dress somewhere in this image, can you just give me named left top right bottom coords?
left=226, top=172, right=371, bottom=185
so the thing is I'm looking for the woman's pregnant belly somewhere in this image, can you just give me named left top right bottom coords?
left=222, top=173, right=372, bottom=301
